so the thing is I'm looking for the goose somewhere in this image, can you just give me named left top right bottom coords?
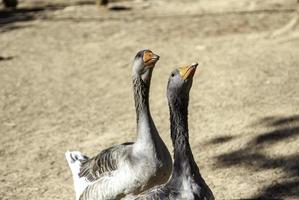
left=65, top=49, right=172, bottom=200
left=132, top=63, right=214, bottom=200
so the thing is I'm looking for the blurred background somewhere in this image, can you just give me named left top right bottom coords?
left=0, top=0, right=298, bottom=199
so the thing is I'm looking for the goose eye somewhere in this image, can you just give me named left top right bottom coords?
left=171, top=73, right=175, bottom=77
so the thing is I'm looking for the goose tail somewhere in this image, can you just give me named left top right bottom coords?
left=65, top=151, right=90, bottom=200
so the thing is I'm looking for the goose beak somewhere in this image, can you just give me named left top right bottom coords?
left=179, top=63, right=198, bottom=80
left=143, top=51, right=160, bottom=67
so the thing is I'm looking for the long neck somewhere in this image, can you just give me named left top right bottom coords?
left=168, top=95, right=201, bottom=184
left=133, top=76, right=150, bottom=118
left=132, top=75, right=156, bottom=144
left=166, top=92, right=215, bottom=200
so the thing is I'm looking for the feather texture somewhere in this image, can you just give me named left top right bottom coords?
left=79, top=142, right=133, bottom=182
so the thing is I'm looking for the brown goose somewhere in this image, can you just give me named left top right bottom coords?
left=132, top=63, right=214, bottom=200
left=65, top=50, right=172, bottom=200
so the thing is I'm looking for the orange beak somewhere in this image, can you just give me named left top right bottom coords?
left=143, top=51, right=160, bottom=67
left=179, top=63, right=198, bottom=80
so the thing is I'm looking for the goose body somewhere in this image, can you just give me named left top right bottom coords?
left=132, top=63, right=214, bottom=200
left=65, top=50, right=172, bottom=200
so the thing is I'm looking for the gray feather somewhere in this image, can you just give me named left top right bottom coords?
left=79, top=142, right=133, bottom=182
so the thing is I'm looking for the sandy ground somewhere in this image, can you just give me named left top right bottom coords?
left=1, top=0, right=299, bottom=199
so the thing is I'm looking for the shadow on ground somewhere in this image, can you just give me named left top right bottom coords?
left=0, top=0, right=136, bottom=33
left=0, top=55, right=14, bottom=61
left=0, top=0, right=96, bottom=32
left=0, top=1, right=295, bottom=34
left=208, top=115, right=299, bottom=200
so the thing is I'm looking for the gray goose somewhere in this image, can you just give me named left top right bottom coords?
left=65, top=50, right=172, bottom=200
left=132, top=63, right=214, bottom=200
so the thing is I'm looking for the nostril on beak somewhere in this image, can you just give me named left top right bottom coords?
left=191, top=63, right=198, bottom=68
left=153, top=54, right=160, bottom=60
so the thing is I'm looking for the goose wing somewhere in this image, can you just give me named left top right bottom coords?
left=79, top=142, right=133, bottom=182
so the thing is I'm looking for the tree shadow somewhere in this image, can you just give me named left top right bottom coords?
left=0, top=23, right=33, bottom=33
left=253, top=115, right=299, bottom=127
left=0, top=55, right=14, bottom=61
left=108, top=5, right=132, bottom=11
left=0, top=1, right=96, bottom=31
left=253, top=126, right=299, bottom=145
left=252, top=179, right=299, bottom=200
left=0, top=4, right=64, bottom=24
left=206, top=135, right=235, bottom=145
left=210, top=115, right=299, bottom=199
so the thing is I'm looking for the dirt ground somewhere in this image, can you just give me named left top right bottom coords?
left=0, top=0, right=299, bottom=199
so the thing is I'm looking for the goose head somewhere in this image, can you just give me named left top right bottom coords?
left=132, top=49, right=160, bottom=84
left=167, top=63, right=198, bottom=102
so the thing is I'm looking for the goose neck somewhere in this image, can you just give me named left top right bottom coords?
left=133, top=76, right=150, bottom=117
left=133, top=76, right=155, bottom=145
left=168, top=96, right=200, bottom=182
